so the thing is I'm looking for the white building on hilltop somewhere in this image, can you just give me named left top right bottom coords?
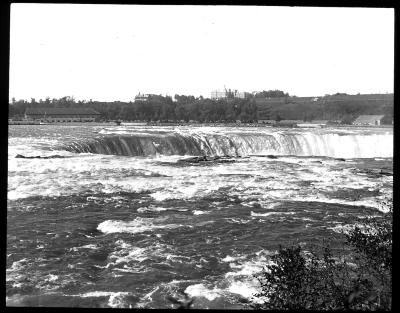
left=135, top=93, right=156, bottom=102
left=211, top=90, right=246, bottom=100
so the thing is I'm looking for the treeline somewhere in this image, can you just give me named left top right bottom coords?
left=222, top=89, right=289, bottom=99
left=253, top=89, right=289, bottom=98
left=8, top=91, right=393, bottom=124
left=8, top=95, right=258, bottom=122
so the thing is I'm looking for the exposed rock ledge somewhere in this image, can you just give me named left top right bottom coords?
left=15, top=154, right=70, bottom=159
left=178, top=155, right=236, bottom=164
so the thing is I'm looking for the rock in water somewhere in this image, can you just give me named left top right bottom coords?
left=250, top=154, right=278, bottom=159
left=179, top=156, right=203, bottom=163
left=15, top=154, right=42, bottom=159
left=178, top=155, right=235, bottom=164
left=15, top=154, right=69, bottom=159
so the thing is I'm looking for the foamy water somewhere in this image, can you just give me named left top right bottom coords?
left=7, top=125, right=392, bottom=308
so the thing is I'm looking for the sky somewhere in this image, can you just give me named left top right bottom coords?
left=9, top=4, right=394, bottom=102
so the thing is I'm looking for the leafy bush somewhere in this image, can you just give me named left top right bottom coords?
left=251, top=209, right=392, bottom=310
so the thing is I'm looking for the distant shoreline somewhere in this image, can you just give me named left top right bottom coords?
left=8, top=121, right=393, bottom=128
left=8, top=121, right=121, bottom=126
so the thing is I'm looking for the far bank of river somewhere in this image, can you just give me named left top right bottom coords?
left=8, top=120, right=393, bottom=129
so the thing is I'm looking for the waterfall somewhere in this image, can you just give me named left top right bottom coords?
left=62, top=131, right=393, bottom=158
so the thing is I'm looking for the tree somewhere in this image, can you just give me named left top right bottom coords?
left=251, top=208, right=392, bottom=310
left=254, top=90, right=289, bottom=98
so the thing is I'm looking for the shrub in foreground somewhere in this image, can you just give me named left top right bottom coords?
left=251, top=210, right=392, bottom=310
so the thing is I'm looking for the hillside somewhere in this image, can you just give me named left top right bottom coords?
left=9, top=93, right=393, bottom=124
left=256, top=94, right=393, bottom=123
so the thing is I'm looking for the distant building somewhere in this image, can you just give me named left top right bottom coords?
left=211, top=90, right=226, bottom=100
left=211, top=90, right=246, bottom=100
left=236, top=92, right=246, bottom=99
left=25, top=108, right=101, bottom=122
left=135, top=93, right=154, bottom=102
left=353, top=115, right=385, bottom=126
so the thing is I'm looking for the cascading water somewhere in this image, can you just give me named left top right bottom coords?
left=62, top=130, right=393, bottom=158
left=7, top=124, right=393, bottom=308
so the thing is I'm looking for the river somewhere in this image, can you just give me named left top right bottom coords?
left=7, top=125, right=393, bottom=308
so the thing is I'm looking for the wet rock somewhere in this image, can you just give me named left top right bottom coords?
left=217, top=159, right=236, bottom=163
left=178, top=155, right=235, bottom=164
left=15, top=154, right=69, bottom=159
left=179, top=156, right=204, bottom=163
left=47, top=155, right=68, bottom=159
left=334, top=158, right=346, bottom=162
left=15, top=154, right=43, bottom=159
left=250, top=154, right=278, bottom=159
left=356, top=168, right=393, bottom=178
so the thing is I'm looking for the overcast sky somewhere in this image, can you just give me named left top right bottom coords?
left=9, top=4, right=394, bottom=102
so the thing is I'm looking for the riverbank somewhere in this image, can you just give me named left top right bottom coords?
left=8, top=121, right=121, bottom=126
left=8, top=120, right=393, bottom=128
left=145, top=122, right=393, bottom=129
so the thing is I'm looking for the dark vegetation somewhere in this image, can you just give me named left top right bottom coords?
left=9, top=95, right=258, bottom=123
left=251, top=206, right=392, bottom=310
left=9, top=91, right=393, bottom=124
left=256, top=94, right=393, bottom=124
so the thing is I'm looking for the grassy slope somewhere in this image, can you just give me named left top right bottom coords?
left=256, top=94, right=393, bottom=122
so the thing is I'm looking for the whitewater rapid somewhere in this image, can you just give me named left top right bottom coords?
left=62, top=126, right=393, bottom=158
left=7, top=125, right=393, bottom=309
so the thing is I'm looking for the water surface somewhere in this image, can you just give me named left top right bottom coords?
left=7, top=125, right=393, bottom=308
